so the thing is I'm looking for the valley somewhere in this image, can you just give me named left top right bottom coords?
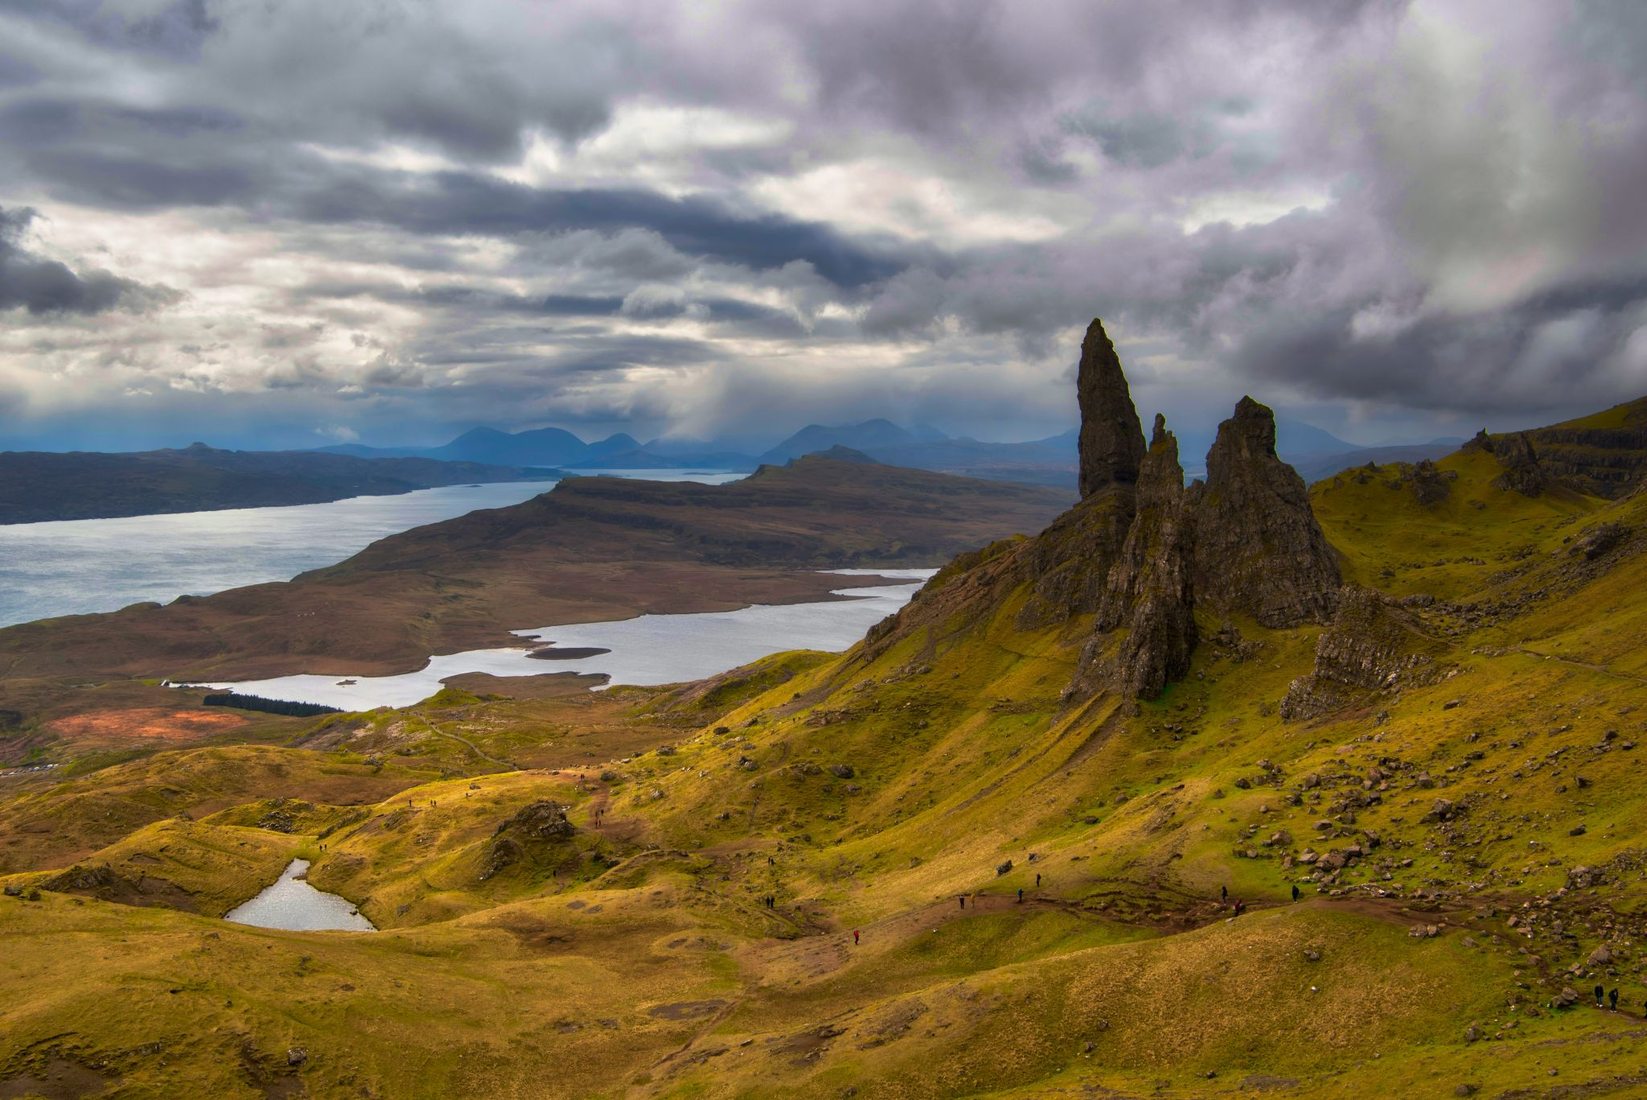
left=1, top=324, right=1646, bottom=1097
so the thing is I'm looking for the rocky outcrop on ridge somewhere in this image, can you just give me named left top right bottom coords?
left=1280, top=587, right=1445, bottom=721
left=1072, top=415, right=1196, bottom=698
left=479, top=801, right=576, bottom=881
left=1016, top=318, right=1146, bottom=628
left=1192, top=397, right=1341, bottom=628
left=856, top=319, right=1343, bottom=703
left=1077, top=319, right=1146, bottom=498
left=1488, top=432, right=1548, bottom=498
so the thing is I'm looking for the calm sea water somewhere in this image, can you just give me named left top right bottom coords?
left=203, top=570, right=936, bottom=708
left=0, top=471, right=742, bottom=628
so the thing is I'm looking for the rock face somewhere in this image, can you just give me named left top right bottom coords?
left=1408, top=460, right=1452, bottom=505
left=1074, top=415, right=1196, bottom=698
left=1193, top=397, right=1340, bottom=628
left=1486, top=432, right=1547, bottom=497
left=861, top=319, right=1342, bottom=705
left=1077, top=319, right=1146, bottom=498
left=1280, top=586, right=1443, bottom=720
left=479, top=801, right=576, bottom=881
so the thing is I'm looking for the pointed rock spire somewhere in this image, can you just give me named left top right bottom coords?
left=1084, top=412, right=1197, bottom=699
left=1193, top=396, right=1339, bottom=627
left=1077, top=319, right=1146, bottom=498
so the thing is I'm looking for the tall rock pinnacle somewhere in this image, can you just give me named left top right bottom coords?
left=1077, top=319, right=1146, bottom=498
left=1193, top=396, right=1340, bottom=627
left=1073, top=412, right=1197, bottom=699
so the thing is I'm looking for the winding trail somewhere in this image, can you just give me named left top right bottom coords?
left=410, top=715, right=516, bottom=769
left=1515, top=645, right=1647, bottom=684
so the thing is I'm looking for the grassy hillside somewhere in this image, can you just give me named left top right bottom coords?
left=2, top=420, right=1646, bottom=1095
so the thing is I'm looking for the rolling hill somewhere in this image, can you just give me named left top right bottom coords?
left=1, top=322, right=1645, bottom=1096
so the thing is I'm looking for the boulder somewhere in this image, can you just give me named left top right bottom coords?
left=495, top=801, right=576, bottom=841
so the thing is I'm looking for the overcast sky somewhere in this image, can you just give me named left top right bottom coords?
left=1, top=0, right=1644, bottom=451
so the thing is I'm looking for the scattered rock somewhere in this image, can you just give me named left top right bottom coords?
left=828, top=764, right=856, bottom=779
left=1570, top=522, right=1630, bottom=561
left=996, top=860, right=1013, bottom=876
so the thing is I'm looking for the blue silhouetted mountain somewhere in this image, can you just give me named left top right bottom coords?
left=432, top=426, right=591, bottom=466
left=758, top=419, right=930, bottom=464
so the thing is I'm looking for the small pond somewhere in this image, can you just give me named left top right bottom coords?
left=223, top=858, right=376, bottom=932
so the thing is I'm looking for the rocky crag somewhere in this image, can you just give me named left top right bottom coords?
left=871, top=317, right=1341, bottom=702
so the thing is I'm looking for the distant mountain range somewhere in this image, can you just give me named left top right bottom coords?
left=323, top=418, right=1462, bottom=490
left=0, top=444, right=559, bottom=524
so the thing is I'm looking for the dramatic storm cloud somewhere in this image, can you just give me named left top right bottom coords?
left=0, top=0, right=1643, bottom=450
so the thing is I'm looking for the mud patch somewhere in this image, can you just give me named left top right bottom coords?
left=47, top=707, right=246, bottom=747
left=647, top=1000, right=727, bottom=1021
left=0, top=1057, right=112, bottom=1100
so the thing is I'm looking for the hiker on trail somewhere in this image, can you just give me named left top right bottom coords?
left=1233, top=900, right=1245, bottom=916
left=1610, top=988, right=1619, bottom=1011
left=959, top=896, right=966, bottom=909
left=1017, top=888, right=1024, bottom=903
left=853, top=930, right=860, bottom=945
left=1035, top=873, right=1042, bottom=887
left=1291, top=884, right=1301, bottom=902
left=1220, top=884, right=1228, bottom=901
left=1596, top=984, right=1606, bottom=1007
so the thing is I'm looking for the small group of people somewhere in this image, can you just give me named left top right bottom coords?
left=1593, top=984, right=1641, bottom=1015
left=1218, top=882, right=1304, bottom=914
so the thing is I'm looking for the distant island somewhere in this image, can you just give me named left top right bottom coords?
left=0, top=443, right=562, bottom=524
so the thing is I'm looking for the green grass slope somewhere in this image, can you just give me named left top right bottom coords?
left=2, top=420, right=1647, bottom=1096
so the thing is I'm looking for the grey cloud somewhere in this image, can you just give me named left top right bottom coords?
left=1237, top=272, right=1647, bottom=416
left=2, top=0, right=1644, bottom=450
left=0, top=206, right=177, bottom=315
left=0, top=0, right=218, bottom=60
left=300, top=171, right=911, bottom=288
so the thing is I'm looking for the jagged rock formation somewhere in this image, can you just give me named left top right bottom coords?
left=479, top=801, right=576, bottom=881
left=1407, top=460, right=1452, bottom=505
left=1077, top=319, right=1146, bottom=498
left=1013, top=491, right=1135, bottom=629
left=1193, top=397, right=1340, bottom=628
left=862, top=321, right=1341, bottom=702
left=1488, top=432, right=1548, bottom=497
left=1280, top=587, right=1446, bottom=720
left=1016, top=319, right=1147, bottom=628
left=1073, top=416, right=1197, bottom=699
